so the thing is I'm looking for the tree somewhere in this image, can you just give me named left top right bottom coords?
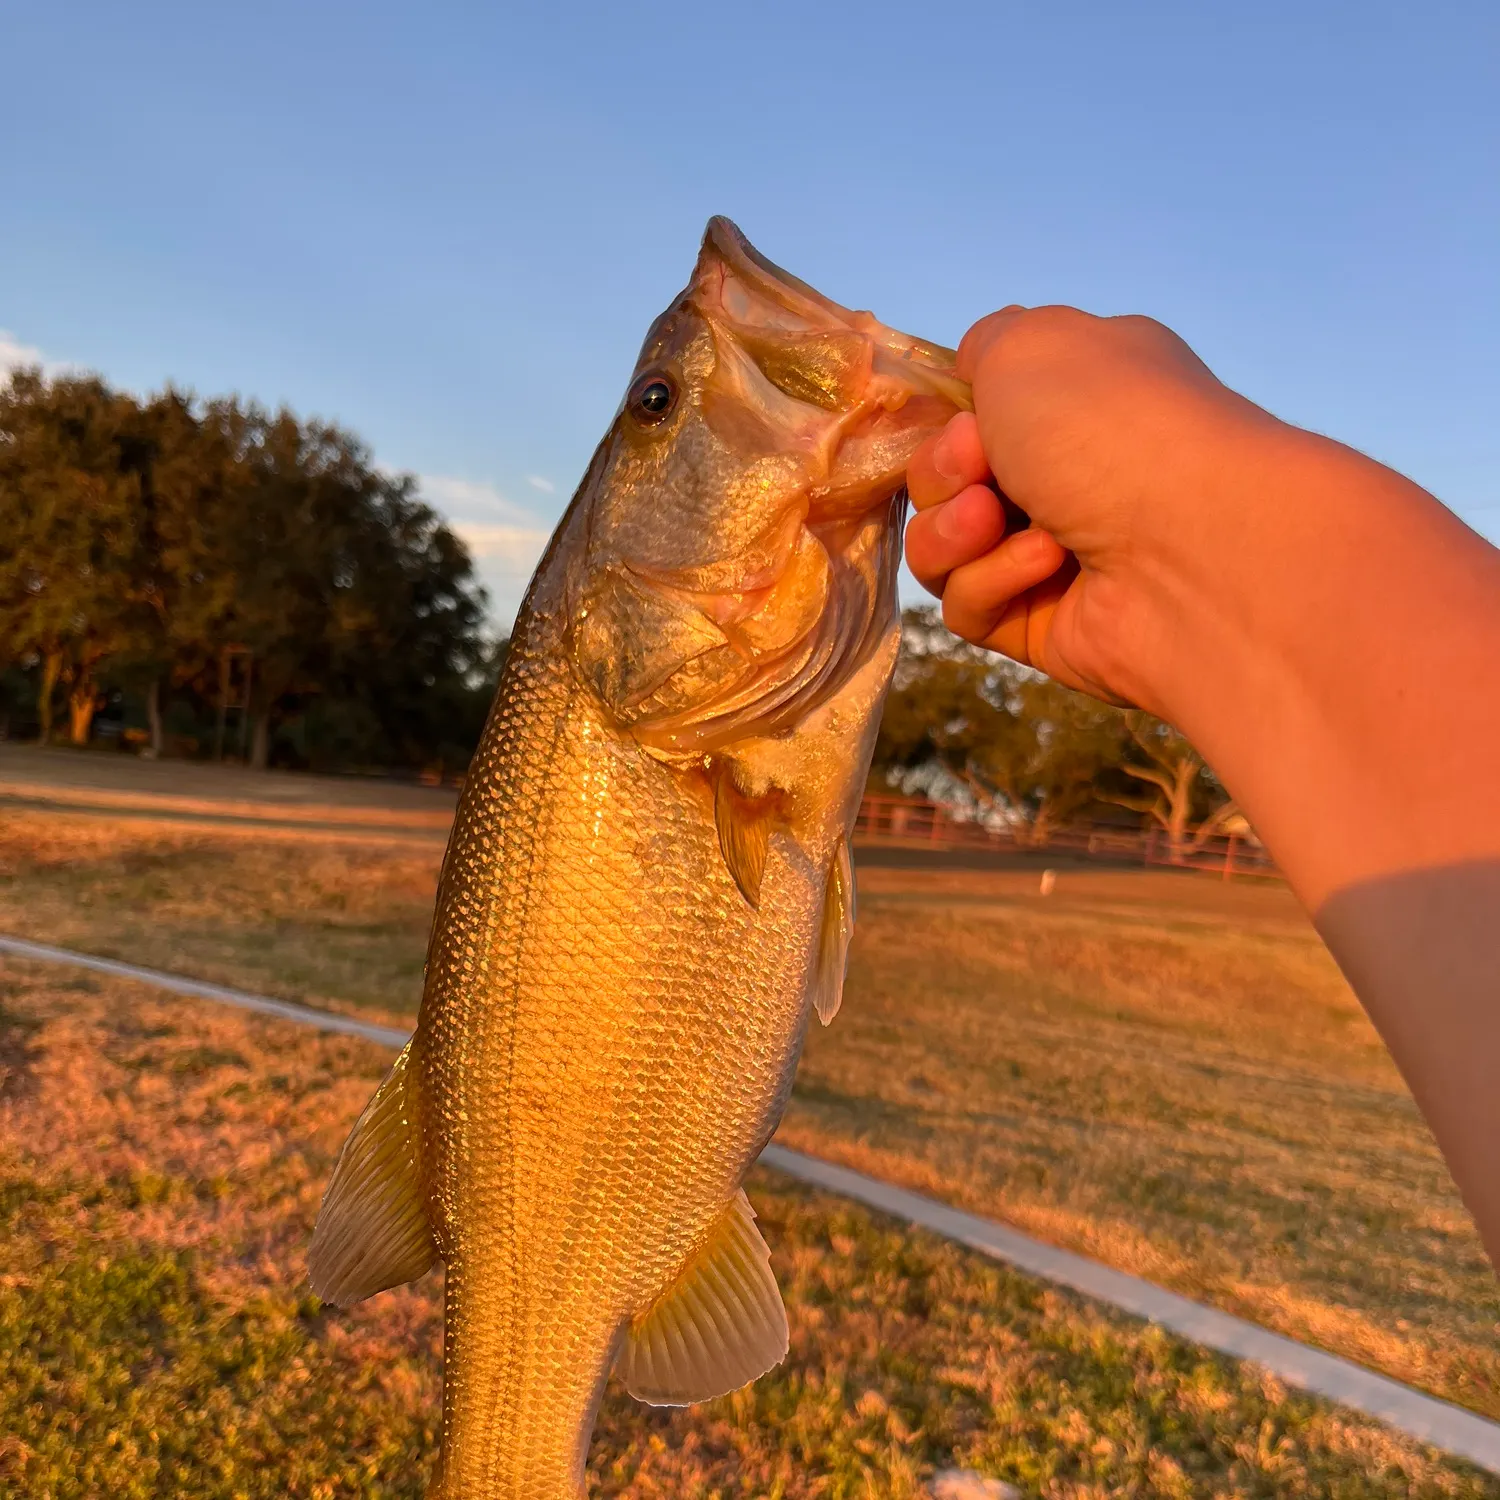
left=181, top=403, right=490, bottom=769
left=999, top=675, right=1136, bottom=845
left=0, top=370, right=149, bottom=743
left=0, top=367, right=493, bottom=770
left=873, top=608, right=1128, bottom=842
left=121, top=386, right=237, bottom=754
left=874, top=608, right=1240, bottom=853
left=1101, top=712, right=1239, bottom=861
left=316, top=466, right=492, bottom=770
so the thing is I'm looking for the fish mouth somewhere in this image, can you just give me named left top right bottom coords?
left=690, top=218, right=969, bottom=530
left=700, top=217, right=972, bottom=416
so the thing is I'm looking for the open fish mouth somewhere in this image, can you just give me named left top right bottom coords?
left=700, top=218, right=972, bottom=419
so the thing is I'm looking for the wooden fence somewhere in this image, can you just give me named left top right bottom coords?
left=854, top=794, right=1279, bottom=881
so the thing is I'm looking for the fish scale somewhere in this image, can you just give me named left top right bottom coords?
left=307, top=217, right=969, bottom=1495
left=424, top=607, right=818, bottom=1491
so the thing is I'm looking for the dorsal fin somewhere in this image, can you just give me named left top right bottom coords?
left=812, top=836, right=856, bottom=1025
left=714, top=769, right=772, bottom=907
left=616, top=1190, right=788, bottom=1406
left=308, top=1041, right=437, bottom=1307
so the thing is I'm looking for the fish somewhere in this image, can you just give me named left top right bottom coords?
left=307, top=217, right=970, bottom=1497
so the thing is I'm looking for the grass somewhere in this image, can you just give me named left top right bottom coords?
left=786, top=866, right=1500, bottom=1419
left=0, top=811, right=437, bottom=1021
left=0, top=804, right=1497, bottom=1461
left=0, top=964, right=1493, bottom=1498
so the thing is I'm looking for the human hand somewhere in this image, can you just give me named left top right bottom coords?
left=906, top=313, right=1500, bottom=1274
left=905, top=305, right=1280, bottom=713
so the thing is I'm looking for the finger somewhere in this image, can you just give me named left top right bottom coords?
left=939, top=528, right=1068, bottom=647
left=967, top=558, right=1076, bottom=669
left=956, top=305, right=1029, bottom=381
left=907, top=411, right=990, bottom=510
left=905, top=483, right=1009, bottom=596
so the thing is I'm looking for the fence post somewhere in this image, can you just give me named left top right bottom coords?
left=214, top=649, right=229, bottom=762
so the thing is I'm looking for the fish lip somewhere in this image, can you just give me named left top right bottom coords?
left=702, top=216, right=858, bottom=334
left=700, top=217, right=972, bottom=412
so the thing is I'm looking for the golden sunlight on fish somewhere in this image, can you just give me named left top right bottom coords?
left=308, top=218, right=970, bottom=1496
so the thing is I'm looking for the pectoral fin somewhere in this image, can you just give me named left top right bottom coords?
left=812, top=837, right=856, bottom=1026
left=617, top=1190, right=789, bottom=1406
left=714, top=771, right=772, bottom=907
left=307, top=1041, right=437, bottom=1307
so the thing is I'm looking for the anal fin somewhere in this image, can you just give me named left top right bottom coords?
left=308, top=1041, right=437, bottom=1307
left=812, top=836, right=856, bottom=1026
left=616, top=1189, right=789, bottom=1406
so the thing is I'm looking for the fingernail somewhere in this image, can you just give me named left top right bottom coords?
left=1012, top=528, right=1053, bottom=564
left=933, top=498, right=965, bottom=541
left=931, top=427, right=964, bottom=481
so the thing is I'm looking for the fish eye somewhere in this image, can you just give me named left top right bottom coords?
left=627, top=372, right=677, bottom=425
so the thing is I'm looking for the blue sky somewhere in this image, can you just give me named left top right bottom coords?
left=3, top=2, right=1496, bottom=621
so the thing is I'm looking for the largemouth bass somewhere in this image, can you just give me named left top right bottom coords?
left=309, top=218, right=969, bottom=1496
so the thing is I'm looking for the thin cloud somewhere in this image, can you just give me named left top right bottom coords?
left=417, top=473, right=555, bottom=626
left=0, top=330, right=71, bottom=377
left=451, top=521, right=553, bottom=627
left=525, top=474, right=556, bottom=494
left=451, top=520, right=553, bottom=569
left=416, top=473, right=544, bottom=525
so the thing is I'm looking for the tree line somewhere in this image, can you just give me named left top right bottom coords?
left=0, top=365, right=1233, bottom=847
left=871, top=609, right=1239, bottom=858
left=0, top=367, right=501, bottom=771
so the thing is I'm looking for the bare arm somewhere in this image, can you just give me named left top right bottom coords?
left=905, top=307, right=1500, bottom=1260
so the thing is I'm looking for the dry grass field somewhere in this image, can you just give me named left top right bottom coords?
left=790, top=865, right=1500, bottom=1418
left=1, top=963, right=1493, bottom=1498
left=0, top=811, right=437, bottom=1023
left=0, top=784, right=1497, bottom=1494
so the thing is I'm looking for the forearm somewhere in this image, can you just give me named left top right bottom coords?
left=1152, top=422, right=1500, bottom=1255
left=1317, top=861, right=1500, bottom=1265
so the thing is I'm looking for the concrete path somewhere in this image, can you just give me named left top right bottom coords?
left=5, top=931, right=1499, bottom=1475
left=759, top=1145, right=1500, bottom=1473
left=0, top=935, right=411, bottom=1049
